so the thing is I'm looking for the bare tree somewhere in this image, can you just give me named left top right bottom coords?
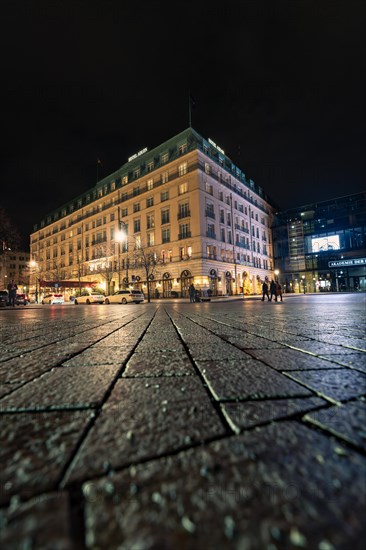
left=131, top=241, right=162, bottom=303
left=92, top=242, right=117, bottom=295
left=0, top=208, right=23, bottom=252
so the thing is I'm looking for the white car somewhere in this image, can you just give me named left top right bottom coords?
left=41, top=293, right=64, bottom=305
left=74, top=292, right=105, bottom=305
left=104, top=290, right=144, bottom=304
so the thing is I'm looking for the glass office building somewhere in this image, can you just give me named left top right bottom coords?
left=272, top=192, right=366, bottom=292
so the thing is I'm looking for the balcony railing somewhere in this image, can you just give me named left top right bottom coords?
left=205, top=210, right=216, bottom=220
left=178, top=232, right=192, bottom=240
left=177, top=210, right=191, bottom=219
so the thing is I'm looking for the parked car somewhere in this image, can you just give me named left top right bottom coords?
left=15, top=293, right=29, bottom=305
left=0, top=290, right=8, bottom=307
left=74, top=292, right=105, bottom=305
left=41, top=294, right=65, bottom=305
left=104, top=289, right=144, bottom=304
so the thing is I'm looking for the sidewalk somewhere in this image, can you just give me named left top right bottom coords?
left=0, top=295, right=365, bottom=548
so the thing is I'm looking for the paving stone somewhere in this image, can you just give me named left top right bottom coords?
left=82, top=422, right=366, bottom=550
left=196, top=359, right=312, bottom=401
left=136, top=338, right=185, bottom=352
left=221, top=397, right=326, bottom=431
left=0, top=492, right=74, bottom=549
left=289, top=341, right=360, bottom=354
left=225, top=335, right=287, bottom=349
left=123, top=352, right=195, bottom=377
left=0, top=411, right=93, bottom=504
left=0, top=365, right=119, bottom=411
left=305, top=400, right=366, bottom=450
left=285, top=368, right=366, bottom=403
left=62, top=347, right=134, bottom=366
left=320, top=353, right=366, bottom=372
left=0, top=342, right=93, bottom=384
left=0, top=383, right=22, bottom=398
left=65, top=377, right=226, bottom=484
left=187, top=341, right=248, bottom=361
left=248, top=348, right=344, bottom=370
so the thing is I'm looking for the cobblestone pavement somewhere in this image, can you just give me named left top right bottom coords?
left=0, top=294, right=365, bottom=549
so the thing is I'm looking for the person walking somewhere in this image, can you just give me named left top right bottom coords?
left=189, top=283, right=196, bottom=303
left=261, top=279, right=270, bottom=301
left=276, top=281, right=283, bottom=301
left=7, top=279, right=18, bottom=307
left=270, top=279, right=277, bottom=302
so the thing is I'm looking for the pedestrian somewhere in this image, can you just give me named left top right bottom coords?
left=189, top=283, right=196, bottom=303
left=7, top=279, right=18, bottom=307
left=276, top=281, right=283, bottom=301
left=261, top=279, right=270, bottom=301
left=270, top=279, right=277, bottom=302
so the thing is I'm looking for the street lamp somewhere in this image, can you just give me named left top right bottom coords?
left=301, top=275, right=306, bottom=294
left=117, top=207, right=128, bottom=289
left=274, top=269, right=280, bottom=282
left=30, top=260, right=39, bottom=303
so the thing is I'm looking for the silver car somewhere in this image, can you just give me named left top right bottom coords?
left=104, top=290, right=144, bottom=304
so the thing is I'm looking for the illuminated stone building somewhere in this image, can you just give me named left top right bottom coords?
left=30, top=128, right=276, bottom=298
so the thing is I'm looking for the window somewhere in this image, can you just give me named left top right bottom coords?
left=178, top=202, right=190, bottom=219
left=134, top=203, right=140, bottom=213
left=178, top=181, right=188, bottom=195
left=178, top=143, right=187, bottom=155
left=134, top=168, right=140, bottom=179
left=134, top=219, right=141, bottom=233
left=121, top=207, right=128, bottom=217
left=110, top=213, right=115, bottom=222
left=161, top=152, right=169, bottom=164
left=147, top=161, right=154, bottom=172
left=178, top=162, right=187, bottom=176
left=179, top=223, right=190, bottom=239
left=122, top=176, right=128, bottom=185
left=133, top=187, right=140, bottom=196
left=162, top=227, right=170, bottom=243
left=146, top=197, right=154, bottom=208
left=220, top=228, right=225, bottom=242
left=147, top=213, right=155, bottom=229
left=162, top=171, right=169, bottom=183
left=147, top=232, right=155, bottom=246
left=111, top=181, right=116, bottom=191
left=147, top=178, right=154, bottom=190
left=161, top=190, right=169, bottom=202
left=161, top=208, right=170, bottom=224
left=206, top=182, right=213, bottom=195
left=205, top=162, right=210, bottom=174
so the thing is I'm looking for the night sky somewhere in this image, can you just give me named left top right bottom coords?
left=1, top=0, right=365, bottom=245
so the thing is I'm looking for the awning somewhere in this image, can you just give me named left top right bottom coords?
left=39, top=280, right=98, bottom=288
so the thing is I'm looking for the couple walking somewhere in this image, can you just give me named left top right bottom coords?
left=262, top=278, right=282, bottom=302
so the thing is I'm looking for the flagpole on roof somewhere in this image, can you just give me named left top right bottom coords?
left=188, top=90, right=191, bottom=127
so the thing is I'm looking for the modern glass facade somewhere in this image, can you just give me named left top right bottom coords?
left=272, top=193, right=366, bottom=292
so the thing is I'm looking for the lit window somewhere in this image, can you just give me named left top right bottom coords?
left=178, top=143, right=187, bottom=155
left=147, top=178, right=154, bottom=190
left=178, top=162, right=187, bottom=176
left=162, top=171, right=169, bottom=183
left=178, top=182, right=188, bottom=195
left=161, top=152, right=169, bottom=164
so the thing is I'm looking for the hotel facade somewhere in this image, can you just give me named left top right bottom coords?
left=30, top=128, right=276, bottom=299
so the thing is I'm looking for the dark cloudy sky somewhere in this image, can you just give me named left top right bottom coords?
left=1, top=0, right=365, bottom=242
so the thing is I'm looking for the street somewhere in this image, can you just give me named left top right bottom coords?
left=1, top=293, right=366, bottom=548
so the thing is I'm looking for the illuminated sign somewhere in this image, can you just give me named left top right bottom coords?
left=311, top=235, right=340, bottom=253
left=128, top=147, right=148, bottom=162
left=328, top=258, right=366, bottom=267
left=208, top=138, right=225, bottom=155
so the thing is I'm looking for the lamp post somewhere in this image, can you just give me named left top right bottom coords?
left=30, top=260, right=38, bottom=303
left=117, top=207, right=129, bottom=289
left=274, top=269, right=279, bottom=282
left=301, top=275, right=306, bottom=294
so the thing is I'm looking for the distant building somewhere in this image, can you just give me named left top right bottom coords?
left=0, top=248, right=30, bottom=291
left=30, top=128, right=276, bottom=298
left=272, top=192, right=366, bottom=292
